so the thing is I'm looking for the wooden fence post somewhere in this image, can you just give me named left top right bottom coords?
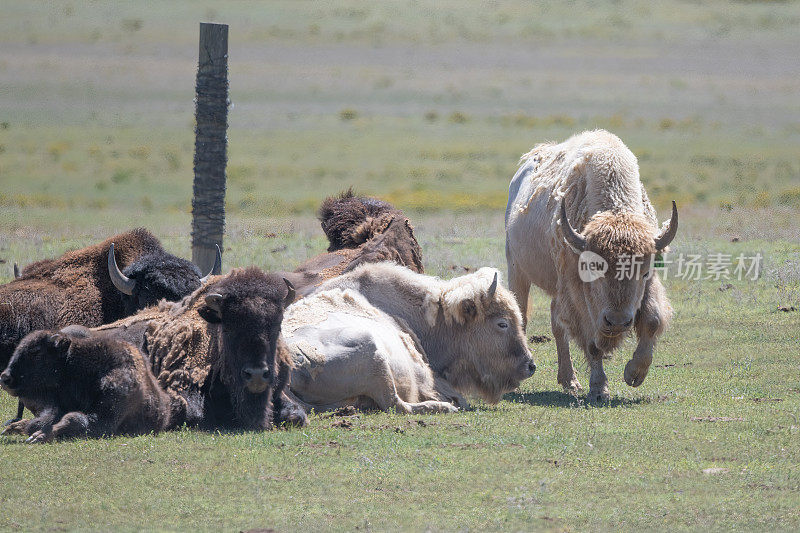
left=191, top=22, right=228, bottom=275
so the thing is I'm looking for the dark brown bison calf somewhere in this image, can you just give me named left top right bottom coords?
left=0, top=327, right=184, bottom=442
left=96, top=267, right=307, bottom=431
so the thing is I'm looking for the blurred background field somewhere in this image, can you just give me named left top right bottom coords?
left=1, top=1, right=799, bottom=236
left=0, top=1, right=799, bottom=531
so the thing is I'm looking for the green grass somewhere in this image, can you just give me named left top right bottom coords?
left=1, top=230, right=798, bottom=531
left=1, top=1, right=800, bottom=531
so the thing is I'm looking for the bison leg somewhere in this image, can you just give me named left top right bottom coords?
left=1, top=418, right=31, bottom=436
left=507, top=255, right=531, bottom=330
left=47, top=410, right=123, bottom=441
left=272, top=363, right=308, bottom=428
left=370, top=366, right=457, bottom=414
left=4, top=406, right=60, bottom=440
left=551, top=299, right=582, bottom=394
left=364, top=345, right=457, bottom=415
left=397, top=399, right=458, bottom=414
left=25, top=412, right=94, bottom=443
left=625, top=275, right=672, bottom=387
left=46, top=412, right=95, bottom=440
left=3, top=400, right=25, bottom=427
left=587, top=350, right=610, bottom=403
left=8, top=407, right=60, bottom=442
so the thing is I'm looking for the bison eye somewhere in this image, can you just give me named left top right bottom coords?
left=497, top=320, right=509, bottom=330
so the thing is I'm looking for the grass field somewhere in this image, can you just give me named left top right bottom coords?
left=1, top=1, right=799, bottom=531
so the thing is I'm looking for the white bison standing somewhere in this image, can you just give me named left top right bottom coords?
left=505, top=130, right=677, bottom=401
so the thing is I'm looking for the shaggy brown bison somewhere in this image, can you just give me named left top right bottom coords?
left=1, top=327, right=184, bottom=442
left=285, top=190, right=424, bottom=297
left=94, top=267, right=306, bottom=431
left=0, top=228, right=218, bottom=422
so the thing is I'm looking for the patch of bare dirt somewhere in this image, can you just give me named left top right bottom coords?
left=319, top=405, right=358, bottom=418
left=655, top=362, right=693, bottom=368
left=691, top=416, right=744, bottom=422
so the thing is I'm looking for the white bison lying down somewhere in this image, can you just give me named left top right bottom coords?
left=505, top=130, right=677, bottom=401
left=284, top=288, right=463, bottom=413
left=284, top=262, right=536, bottom=413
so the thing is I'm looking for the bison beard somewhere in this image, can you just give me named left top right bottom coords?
left=205, top=373, right=272, bottom=431
left=204, top=342, right=274, bottom=431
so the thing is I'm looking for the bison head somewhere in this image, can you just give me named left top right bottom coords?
left=0, top=330, right=72, bottom=398
left=560, top=199, right=677, bottom=352
left=108, top=243, right=221, bottom=315
left=440, top=268, right=536, bottom=403
left=196, top=267, right=295, bottom=430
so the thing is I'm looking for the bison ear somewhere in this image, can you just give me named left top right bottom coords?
left=459, top=299, right=478, bottom=323
left=48, top=333, right=72, bottom=353
left=198, top=293, right=224, bottom=323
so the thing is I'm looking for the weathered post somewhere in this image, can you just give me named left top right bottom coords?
left=191, top=22, right=228, bottom=275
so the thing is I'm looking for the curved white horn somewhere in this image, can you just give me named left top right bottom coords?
left=487, top=272, right=498, bottom=300
left=560, top=199, right=587, bottom=252
left=200, top=245, right=222, bottom=283
left=108, top=243, right=135, bottom=296
left=654, top=201, right=679, bottom=251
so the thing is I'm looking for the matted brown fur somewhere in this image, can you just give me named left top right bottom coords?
left=0, top=228, right=193, bottom=374
left=584, top=211, right=657, bottom=265
left=97, top=273, right=293, bottom=395
left=318, top=188, right=400, bottom=251
left=288, top=191, right=424, bottom=297
left=93, top=268, right=304, bottom=430
left=1, top=328, right=184, bottom=441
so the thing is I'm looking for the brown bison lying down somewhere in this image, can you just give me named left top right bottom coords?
left=0, top=228, right=218, bottom=423
left=94, top=267, right=306, bottom=431
left=285, top=190, right=424, bottom=297
left=1, top=327, right=185, bottom=442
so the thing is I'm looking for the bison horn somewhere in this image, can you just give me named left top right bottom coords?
left=205, top=293, right=223, bottom=313
left=560, top=199, right=587, bottom=252
left=283, top=278, right=296, bottom=307
left=487, top=272, right=498, bottom=300
left=108, top=243, right=136, bottom=296
left=13, top=263, right=20, bottom=279
left=654, top=201, right=679, bottom=251
left=199, top=245, right=222, bottom=283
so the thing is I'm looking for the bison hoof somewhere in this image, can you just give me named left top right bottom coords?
left=624, top=359, right=650, bottom=387
left=440, top=403, right=459, bottom=413
left=25, top=430, right=51, bottom=444
left=2, top=419, right=30, bottom=436
left=278, top=406, right=308, bottom=428
left=588, top=387, right=611, bottom=403
left=560, top=379, right=583, bottom=396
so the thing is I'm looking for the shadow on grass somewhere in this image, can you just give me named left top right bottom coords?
left=504, top=390, right=649, bottom=408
